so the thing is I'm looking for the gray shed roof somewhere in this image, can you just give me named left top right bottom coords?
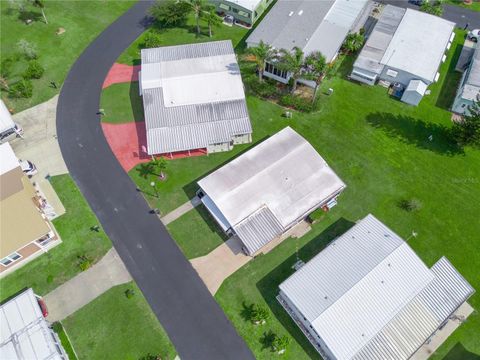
left=198, top=127, right=346, bottom=255
left=460, top=44, right=480, bottom=101
left=246, top=0, right=369, bottom=62
left=279, top=214, right=474, bottom=360
left=140, top=41, right=252, bottom=154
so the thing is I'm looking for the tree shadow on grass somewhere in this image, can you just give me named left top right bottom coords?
left=193, top=203, right=229, bottom=242
left=436, top=43, right=464, bottom=110
left=442, top=343, right=480, bottom=360
left=365, top=112, right=464, bottom=156
left=256, top=218, right=356, bottom=359
left=129, top=81, right=145, bottom=123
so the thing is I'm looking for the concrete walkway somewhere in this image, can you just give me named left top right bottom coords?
left=10, top=95, right=67, bottom=218
left=191, top=236, right=251, bottom=295
left=44, top=248, right=131, bottom=322
left=411, top=302, right=475, bottom=360
left=161, top=196, right=201, bottom=225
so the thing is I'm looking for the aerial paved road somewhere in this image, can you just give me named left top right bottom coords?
left=56, top=2, right=254, bottom=359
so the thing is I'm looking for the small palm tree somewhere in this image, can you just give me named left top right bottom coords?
left=185, top=0, right=208, bottom=35
left=203, top=7, right=222, bottom=37
left=277, top=47, right=305, bottom=93
left=251, top=304, right=270, bottom=325
left=153, top=157, right=168, bottom=180
left=272, top=335, right=290, bottom=355
left=342, top=33, right=365, bottom=54
left=304, top=51, right=327, bottom=102
left=246, top=41, right=275, bottom=82
left=31, top=0, right=48, bottom=24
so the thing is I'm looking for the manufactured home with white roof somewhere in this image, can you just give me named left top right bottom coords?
left=278, top=214, right=474, bottom=359
left=351, top=5, right=455, bottom=106
left=246, top=0, right=371, bottom=85
left=197, top=127, right=346, bottom=255
left=209, top=0, right=272, bottom=27
left=452, top=43, right=480, bottom=115
left=139, top=40, right=252, bottom=156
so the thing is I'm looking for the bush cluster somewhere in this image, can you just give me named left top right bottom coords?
left=23, top=60, right=45, bottom=79
left=142, top=32, right=162, bottom=49
left=8, top=79, right=33, bottom=98
left=279, top=94, right=316, bottom=113
left=244, top=76, right=278, bottom=99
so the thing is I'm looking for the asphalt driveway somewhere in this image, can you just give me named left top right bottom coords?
left=56, top=2, right=254, bottom=359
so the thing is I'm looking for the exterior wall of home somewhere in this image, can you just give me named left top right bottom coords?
left=232, top=133, right=252, bottom=145
left=350, top=67, right=378, bottom=85
left=379, top=66, right=432, bottom=87
left=211, top=0, right=271, bottom=26
left=452, top=96, right=474, bottom=115
left=207, top=141, right=233, bottom=153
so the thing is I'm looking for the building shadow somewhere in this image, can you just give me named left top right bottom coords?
left=255, top=218, right=356, bottom=358
left=193, top=203, right=229, bottom=242
left=436, top=43, right=464, bottom=110
left=365, top=112, right=464, bottom=155
left=181, top=135, right=269, bottom=199
left=442, top=343, right=480, bottom=360
left=129, top=81, right=145, bottom=123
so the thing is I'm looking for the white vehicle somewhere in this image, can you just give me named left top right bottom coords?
left=0, top=99, right=23, bottom=143
left=19, top=159, right=38, bottom=176
left=467, top=29, right=480, bottom=42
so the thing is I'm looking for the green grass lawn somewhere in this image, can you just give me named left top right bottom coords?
left=0, top=0, right=135, bottom=112
left=117, top=14, right=249, bottom=65
left=100, top=82, right=144, bottom=123
left=106, top=21, right=478, bottom=358
left=0, top=175, right=112, bottom=301
left=167, top=204, right=228, bottom=259
left=445, top=0, right=480, bottom=11
left=63, top=282, right=176, bottom=360
left=53, top=322, right=78, bottom=360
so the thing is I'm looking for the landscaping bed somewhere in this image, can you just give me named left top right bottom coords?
left=63, top=282, right=176, bottom=360
left=0, top=175, right=112, bottom=301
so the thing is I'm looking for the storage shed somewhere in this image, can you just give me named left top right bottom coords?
left=197, top=127, right=346, bottom=255
left=278, top=214, right=475, bottom=359
left=401, top=79, right=428, bottom=106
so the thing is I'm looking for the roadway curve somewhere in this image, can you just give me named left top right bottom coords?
left=56, top=2, right=254, bottom=359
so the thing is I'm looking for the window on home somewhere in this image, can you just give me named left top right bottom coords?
left=232, top=7, right=239, bottom=13
left=219, top=3, right=230, bottom=11
left=0, top=252, right=22, bottom=267
left=238, top=10, right=249, bottom=17
left=386, top=69, right=398, bottom=78
left=265, top=62, right=287, bottom=79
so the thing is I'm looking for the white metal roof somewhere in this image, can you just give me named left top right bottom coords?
left=381, top=8, right=455, bottom=82
left=198, top=127, right=346, bottom=254
left=0, top=99, right=15, bottom=134
left=246, top=0, right=368, bottom=62
left=460, top=44, right=480, bottom=101
left=140, top=41, right=252, bottom=154
left=227, top=0, right=263, bottom=11
left=0, top=142, right=20, bottom=176
left=279, top=214, right=475, bottom=360
left=0, top=289, right=67, bottom=360
left=405, top=79, right=428, bottom=95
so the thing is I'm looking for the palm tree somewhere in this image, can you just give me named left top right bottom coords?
left=246, top=41, right=275, bottom=82
left=31, top=0, right=48, bottom=24
left=342, top=33, right=365, bottom=54
left=185, top=0, right=208, bottom=35
left=277, top=47, right=305, bottom=93
left=203, top=6, right=222, bottom=37
left=304, top=51, right=327, bottom=102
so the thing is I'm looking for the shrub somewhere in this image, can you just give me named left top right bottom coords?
left=23, top=60, right=44, bottom=79
left=398, top=198, right=422, bottom=212
left=142, top=32, right=162, bottom=49
left=420, top=2, right=443, bottom=16
left=125, top=288, right=135, bottom=299
left=149, top=0, right=191, bottom=27
left=279, top=94, right=315, bottom=112
left=272, top=335, right=290, bottom=354
left=17, top=39, right=38, bottom=60
left=77, top=254, right=92, bottom=271
left=8, top=79, right=33, bottom=98
left=46, top=274, right=54, bottom=283
left=244, top=76, right=278, bottom=99
left=251, top=304, right=270, bottom=325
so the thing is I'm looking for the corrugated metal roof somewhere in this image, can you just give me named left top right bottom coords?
left=234, top=205, right=284, bottom=255
left=246, top=0, right=368, bottom=62
left=353, top=5, right=405, bottom=75
left=140, top=41, right=252, bottom=154
left=353, top=257, right=474, bottom=360
left=0, top=289, right=66, bottom=360
left=198, top=127, right=346, bottom=254
left=354, top=6, right=455, bottom=82
left=460, top=45, right=480, bottom=101
left=279, top=214, right=475, bottom=360
left=0, top=99, right=15, bottom=134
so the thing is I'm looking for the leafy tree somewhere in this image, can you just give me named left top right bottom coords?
left=143, top=32, right=162, bottom=48
left=303, top=51, right=327, bottom=101
left=30, top=0, right=47, bottom=24
left=246, top=41, right=275, bottom=82
left=23, top=60, right=44, bottom=79
left=277, top=47, right=305, bottom=93
left=203, top=6, right=222, bottom=37
left=452, top=101, right=480, bottom=148
left=272, top=335, right=290, bottom=354
left=420, top=1, right=443, bottom=16
left=152, top=157, right=168, bottom=179
left=342, top=32, right=365, bottom=54
left=185, top=0, right=209, bottom=35
left=149, top=0, right=190, bottom=28
left=9, top=79, right=33, bottom=98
